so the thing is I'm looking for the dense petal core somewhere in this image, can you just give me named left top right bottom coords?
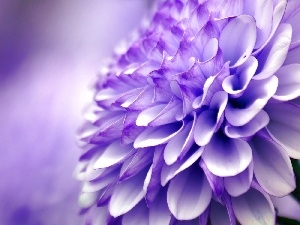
left=77, top=0, right=300, bottom=224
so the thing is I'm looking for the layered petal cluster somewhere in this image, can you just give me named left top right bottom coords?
left=77, top=0, right=300, bottom=224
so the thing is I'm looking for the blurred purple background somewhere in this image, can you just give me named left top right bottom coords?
left=0, top=1, right=149, bottom=224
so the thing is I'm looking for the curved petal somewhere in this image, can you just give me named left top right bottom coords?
left=167, top=166, right=212, bottom=220
left=224, top=110, right=270, bottom=138
left=253, top=0, right=287, bottom=54
left=136, top=104, right=167, bottom=126
left=251, top=134, right=295, bottom=197
left=194, top=91, right=228, bottom=146
left=164, top=117, right=195, bottom=165
left=161, top=146, right=204, bottom=186
left=210, top=200, right=231, bottom=225
left=224, top=161, right=253, bottom=197
left=222, top=56, right=258, bottom=97
left=94, top=141, right=133, bottom=169
left=149, top=188, right=172, bottom=225
left=219, top=15, right=256, bottom=67
left=254, top=23, right=292, bottom=80
left=265, top=102, right=300, bottom=159
left=244, top=0, right=273, bottom=49
left=232, top=188, right=275, bottom=225
left=134, top=122, right=184, bottom=148
left=120, top=147, right=154, bottom=181
left=143, top=146, right=164, bottom=204
left=225, top=75, right=278, bottom=126
left=82, top=168, right=119, bottom=192
left=109, top=168, right=147, bottom=217
left=202, top=132, right=252, bottom=177
left=273, top=64, right=300, bottom=101
left=78, top=192, right=99, bottom=209
left=122, top=201, right=148, bottom=225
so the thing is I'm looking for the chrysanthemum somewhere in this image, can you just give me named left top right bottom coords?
left=76, top=0, right=300, bottom=224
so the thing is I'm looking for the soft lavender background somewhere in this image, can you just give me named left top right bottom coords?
left=0, top=1, right=149, bottom=224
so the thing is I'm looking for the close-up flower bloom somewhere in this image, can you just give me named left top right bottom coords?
left=77, top=0, right=300, bottom=224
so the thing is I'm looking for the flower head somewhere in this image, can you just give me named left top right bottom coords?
left=77, top=0, right=300, bottom=224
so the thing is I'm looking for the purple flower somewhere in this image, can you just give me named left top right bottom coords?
left=77, top=0, right=300, bottom=224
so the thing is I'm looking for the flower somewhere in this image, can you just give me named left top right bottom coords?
left=77, top=0, right=300, bottom=224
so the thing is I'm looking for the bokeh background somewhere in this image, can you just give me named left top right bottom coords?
left=0, top=1, right=149, bottom=224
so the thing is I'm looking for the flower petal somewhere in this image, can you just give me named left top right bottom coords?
left=149, top=188, right=172, bottom=225
left=254, top=23, right=292, bottom=80
left=273, top=64, right=300, bottom=101
left=136, top=104, right=167, bottom=126
left=251, top=133, right=295, bottom=197
left=202, top=132, right=252, bottom=177
left=161, top=146, right=204, bottom=186
left=219, top=15, right=256, bottom=67
left=225, top=75, right=278, bottom=126
left=120, top=147, right=154, bottom=181
left=164, top=118, right=195, bottom=165
left=210, top=200, right=231, bottom=225
left=109, top=168, right=147, bottom=217
left=122, top=201, right=149, bottom=225
left=194, top=91, right=227, bottom=146
left=232, top=188, right=275, bottom=225
left=265, top=102, right=300, bottom=159
left=224, top=110, right=270, bottom=138
left=167, top=166, right=212, bottom=220
left=244, top=0, right=273, bottom=49
left=224, top=161, right=253, bottom=197
left=134, top=122, right=184, bottom=148
left=94, top=141, right=133, bottom=169
left=222, top=56, right=258, bottom=97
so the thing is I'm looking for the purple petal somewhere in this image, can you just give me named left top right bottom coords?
left=200, top=160, right=224, bottom=199
left=251, top=134, right=295, bottom=197
left=134, top=122, right=184, bottom=148
left=265, top=102, right=300, bottom=159
left=120, top=147, right=154, bottom=181
left=122, top=111, right=146, bottom=145
left=94, top=141, right=133, bottom=169
left=136, top=104, right=167, bottom=126
left=189, top=3, right=210, bottom=34
left=282, top=0, right=300, bottom=22
left=232, top=188, right=275, bottom=225
left=199, top=206, right=210, bottom=225
left=109, top=168, right=147, bottom=217
left=224, top=161, right=253, bottom=197
left=273, top=64, right=300, bottom=101
left=207, top=0, right=244, bottom=18
left=149, top=188, right=172, bottom=225
left=210, top=200, right=230, bottom=225
left=143, top=146, right=165, bottom=204
left=225, top=75, right=278, bottom=126
left=244, top=0, right=273, bottom=49
left=222, top=56, right=258, bottom=97
left=167, top=166, right=212, bottom=220
left=161, top=146, right=204, bottom=186
left=253, top=0, right=287, bottom=54
left=202, top=132, right=252, bottom=177
left=194, top=91, right=227, bottom=146
left=224, top=110, right=270, bottom=138
left=164, top=115, right=195, bottom=165
left=78, top=192, right=99, bottom=209
left=219, top=15, right=256, bottom=67
left=254, top=23, right=292, bottom=80
left=122, top=201, right=148, bottom=225
left=150, top=96, right=183, bottom=126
